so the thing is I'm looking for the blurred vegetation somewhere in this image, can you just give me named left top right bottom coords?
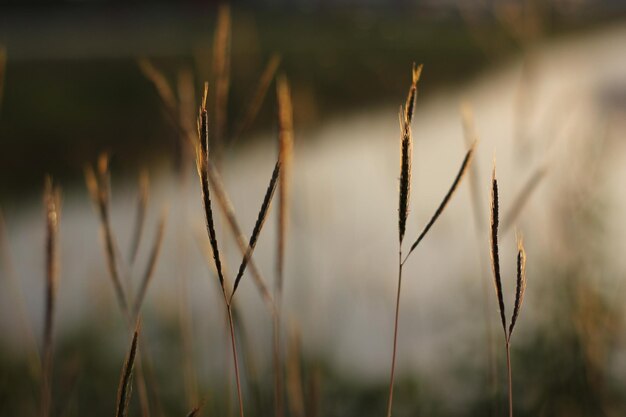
left=0, top=5, right=622, bottom=199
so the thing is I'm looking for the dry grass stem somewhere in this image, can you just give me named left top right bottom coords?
left=138, top=58, right=178, bottom=118
left=212, top=4, right=231, bottom=163
left=205, top=161, right=275, bottom=311
left=234, top=54, right=281, bottom=141
left=502, top=165, right=547, bottom=233
left=129, top=170, right=150, bottom=265
left=41, top=177, right=61, bottom=417
left=133, top=209, right=168, bottom=318
left=276, top=74, right=294, bottom=296
left=403, top=141, right=476, bottom=263
left=85, top=157, right=130, bottom=316
left=115, top=323, right=140, bottom=417
left=230, top=160, right=281, bottom=301
left=196, top=97, right=227, bottom=299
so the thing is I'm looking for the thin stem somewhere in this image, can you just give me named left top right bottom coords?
left=386, top=250, right=403, bottom=417
left=227, top=305, right=245, bottom=417
left=506, top=339, right=513, bottom=417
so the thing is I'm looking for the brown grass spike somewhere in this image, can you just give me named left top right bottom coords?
left=508, top=235, right=527, bottom=339
left=230, top=160, right=281, bottom=301
left=115, top=323, right=140, bottom=417
left=196, top=93, right=227, bottom=297
left=398, top=113, right=412, bottom=244
left=404, top=141, right=476, bottom=262
left=404, top=63, right=423, bottom=124
left=490, top=164, right=507, bottom=335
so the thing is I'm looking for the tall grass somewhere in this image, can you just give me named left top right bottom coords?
left=386, top=64, right=476, bottom=417
left=195, top=82, right=281, bottom=417
left=490, top=165, right=528, bottom=417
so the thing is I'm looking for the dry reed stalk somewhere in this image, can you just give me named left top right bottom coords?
left=233, top=54, right=281, bottom=142
left=387, top=66, right=475, bottom=417
left=286, top=325, right=305, bottom=417
left=116, top=323, right=141, bottom=417
left=41, top=177, right=61, bottom=417
left=129, top=170, right=150, bottom=266
left=84, top=157, right=129, bottom=317
left=402, top=143, right=476, bottom=263
left=490, top=165, right=529, bottom=417
left=196, top=85, right=227, bottom=299
left=274, top=74, right=294, bottom=417
left=212, top=4, right=231, bottom=164
left=460, top=103, right=497, bottom=416
left=205, top=161, right=275, bottom=312
left=230, top=160, right=281, bottom=300
left=138, top=59, right=178, bottom=119
left=501, top=164, right=547, bottom=233
left=86, top=156, right=154, bottom=417
left=132, top=209, right=168, bottom=318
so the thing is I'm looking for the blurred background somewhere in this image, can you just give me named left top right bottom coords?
left=1, top=0, right=626, bottom=416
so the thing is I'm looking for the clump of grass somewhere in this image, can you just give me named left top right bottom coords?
left=41, top=176, right=61, bottom=417
left=490, top=165, right=528, bottom=417
left=387, top=64, right=476, bottom=417
left=195, top=83, right=281, bottom=417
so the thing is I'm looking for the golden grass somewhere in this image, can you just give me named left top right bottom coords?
left=490, top=164, right=529, bottom=417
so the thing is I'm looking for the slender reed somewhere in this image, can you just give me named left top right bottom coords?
left=273, top=73, right=294, bottom=417
left=41, top=177, right=61, bottom=417
left=212, top=4, right=231, bottom=164
left=501, top=164, right=547, bottom=233
left=129, top=170, right=149, bottom=266
left=490, top=165, right=528, bottom=417
left=132, top=209, right=168, bottom=318
left=116, top=323, right=141, bottom=417
left=386, top=65, right=475, bottom=417
left=233, top=54, right=282, bottom=144
left=460, top=103, right=497, bottom=416
left=195, top=81, right=281, bottom=417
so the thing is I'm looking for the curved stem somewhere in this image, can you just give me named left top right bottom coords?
left=386, top=250, right=403, bottom=417
left=227, top=305, right=245, bottom=417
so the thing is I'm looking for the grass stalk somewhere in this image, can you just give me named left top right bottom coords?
left=41, top=177, right=60, bottom=417
left=227, top=305, right=245, bottom=417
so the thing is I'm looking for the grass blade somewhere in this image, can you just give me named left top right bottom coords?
left=230, top=160, right=281, bottom=301
left=403, top=142, right=476, bottom=262
left=129, top=170, right=150, bottom=266
left=133, top=209, right=167, bottom=318
left=115, top=324, right=141, bottom=417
